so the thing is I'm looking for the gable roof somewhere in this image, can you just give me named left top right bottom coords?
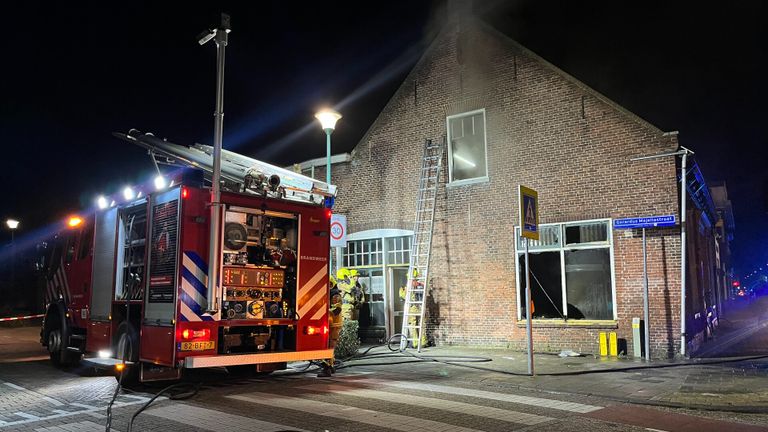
left=351, top=13, right=674, bottom=157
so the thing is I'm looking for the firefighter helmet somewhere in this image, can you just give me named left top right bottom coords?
left=348, top=269, right=360, bottom=278
left=336, top=268, right=350, bottom=280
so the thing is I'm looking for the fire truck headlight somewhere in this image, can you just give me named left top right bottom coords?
left=97, top=196, right=108, bottom=210
left=98, top=349, right=113, bottom=359
left=154, top=175, right=167, bottom=190
left=123, top=187, right=135, bottom=201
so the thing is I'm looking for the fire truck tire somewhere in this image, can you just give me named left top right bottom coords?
left=114, top=322, right=140, bottom=385
left=47, top=328, right=79, bottom=367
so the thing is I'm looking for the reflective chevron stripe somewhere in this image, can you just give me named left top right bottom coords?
left=297, top=265, right=327, bottom=320
left=179, top=251, right=216, bottom=322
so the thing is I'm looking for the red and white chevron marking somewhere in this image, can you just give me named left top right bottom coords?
left=297, top=265, right=328, bottom=321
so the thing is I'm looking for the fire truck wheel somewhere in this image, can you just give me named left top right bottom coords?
left=47, top=328, right=78, bottom=367
left=114, top=322, right=140, bottom=385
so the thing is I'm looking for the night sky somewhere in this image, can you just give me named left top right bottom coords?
left=2, top=1, right=766, bottom=275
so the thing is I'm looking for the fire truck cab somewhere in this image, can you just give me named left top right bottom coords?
left=40, top=130, right=335, bottom=382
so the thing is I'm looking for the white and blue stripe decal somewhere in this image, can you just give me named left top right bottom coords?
left=180, top=251, right=217, bottom=321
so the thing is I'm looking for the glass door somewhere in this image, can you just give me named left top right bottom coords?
left=356, top=268, right=385, bottom=341
left=388, top=267, right=408, bottom=338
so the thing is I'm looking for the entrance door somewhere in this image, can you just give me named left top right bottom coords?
left=356, top=269, right=385, bottom=342
left=388, top=267, right=408, bottom=339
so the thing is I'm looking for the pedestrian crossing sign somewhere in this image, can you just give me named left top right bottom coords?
left=519, top=185, right=539, bottom=240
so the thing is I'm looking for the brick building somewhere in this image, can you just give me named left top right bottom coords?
left=295, top=5, right=731, bottom=358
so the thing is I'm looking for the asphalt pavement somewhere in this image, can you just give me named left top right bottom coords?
left=0, top=297, right=767, bottom=431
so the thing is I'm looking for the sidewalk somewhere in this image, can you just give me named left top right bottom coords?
left=349, top=298, right=768, bottom=413
left=396, top=345, right=768, bottom=412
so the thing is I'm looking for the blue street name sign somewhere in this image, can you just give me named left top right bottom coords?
left=613, top=215, right=676, bottom=230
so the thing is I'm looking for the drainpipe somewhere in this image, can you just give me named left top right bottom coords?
left=679, top=150, right=689, bottom=356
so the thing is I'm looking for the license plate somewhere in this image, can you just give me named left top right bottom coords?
left=180, top=341, right=215, bottom=351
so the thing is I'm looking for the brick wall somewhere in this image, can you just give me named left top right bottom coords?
left=327, top=17, right=683, bottom=358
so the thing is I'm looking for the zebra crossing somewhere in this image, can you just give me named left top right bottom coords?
left=147, top=376, right=603, bottom=432
left=2, top=375, right=605, bottom=431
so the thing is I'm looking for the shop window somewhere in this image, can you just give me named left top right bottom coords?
left=564, top=249, right=612, bottom=320
left=447, top=109, right=488, bottom=184
left=516, top=220, right=615, bottom=321
left=518, top=252, right=563, bottom=319
left=517, top=224, right=561, bottom=251
left=565, top=222, right=608, bottom=245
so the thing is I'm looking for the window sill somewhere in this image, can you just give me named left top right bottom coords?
left=446, top=176, right=490, bottom=188
left=515, top=319, right=618, bottom=329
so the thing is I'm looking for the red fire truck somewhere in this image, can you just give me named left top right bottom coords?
left=39, top=129, right=335, bottom=382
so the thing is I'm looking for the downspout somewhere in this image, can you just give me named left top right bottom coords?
left=679, top=149, right=689, bottom=356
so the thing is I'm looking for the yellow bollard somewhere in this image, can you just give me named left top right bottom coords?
left=609, top=332, right=618, bottom=357
left=599, top=332, right=608, bottom=357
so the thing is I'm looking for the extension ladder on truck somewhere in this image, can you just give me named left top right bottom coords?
left=400, top=138, right=443, bottom=352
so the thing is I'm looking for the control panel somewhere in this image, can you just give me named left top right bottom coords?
left=222, top=266, right=286, bottom=320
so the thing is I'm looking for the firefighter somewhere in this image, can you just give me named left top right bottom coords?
left=338, top=268, right=364, bottom=321
left=328, top=274, right=343, bottom=346
left=319, top=274, right=342, bottom=377
left=348, top=269, right=365, bottom=319
left=399, top=270, right=427, bottom=347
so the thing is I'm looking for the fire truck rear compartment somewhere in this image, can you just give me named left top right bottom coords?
left=215, top=207, right=299, bottom=355
left=219, top=325, right=296, bottom=354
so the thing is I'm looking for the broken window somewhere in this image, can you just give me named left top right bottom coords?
left=518, top=252, right=563, bottom=319
left=565, top=249, right=612, bottom=320
left=516, top=220, right=614, bottom=321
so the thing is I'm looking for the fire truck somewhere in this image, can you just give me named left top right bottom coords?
left=39, top=129, right=335, bottom=382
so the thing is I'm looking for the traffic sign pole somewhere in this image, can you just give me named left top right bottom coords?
left=525, top=237, right=534, bottom=376
left=519, top=185, right=538, bottom=377
left=642, top=228, right=650, bottom=361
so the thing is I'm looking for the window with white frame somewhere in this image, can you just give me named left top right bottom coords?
left=342, top=238, right=383, bottom=267
left=447, top=109, right=488, bottom=184
left=516, top=220, right=615, bottom=321
left=385, top=236, right=411, bottom=265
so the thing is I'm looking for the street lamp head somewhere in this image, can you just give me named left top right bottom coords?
left=6, top=219, right=19, bottom=230
left=315, top=109, right=342, bottom=132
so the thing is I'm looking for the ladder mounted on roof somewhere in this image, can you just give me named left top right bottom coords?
left=114, top=129, right=336, bottom=206
left=400, top=138, right=444, bottom=352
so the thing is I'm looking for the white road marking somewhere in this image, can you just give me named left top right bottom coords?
left=301, top=383, right=554, bottom=425
left=229, top=392, right=487, bottom=432
left=1, top=381, right=65, bottom=406
left=13, top=412, right=40, bottom=420
left=0, top=397, right=152, bottom=427
left=145, top=403, right=310, bottom=432
left=361, top=379, right=603, bottom=413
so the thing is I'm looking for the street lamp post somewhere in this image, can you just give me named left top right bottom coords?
left=314, top=109, right=342, bottom=185
left=314, top=109, right=342, bottom=272
left=6, top=219, right=19, bottom=290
